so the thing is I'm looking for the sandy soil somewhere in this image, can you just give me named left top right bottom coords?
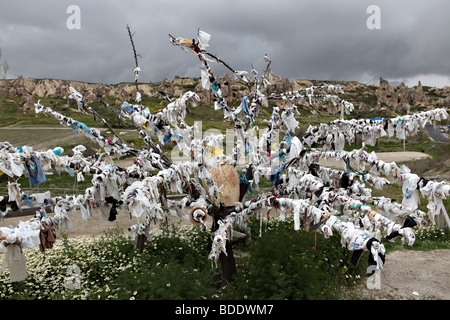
left=344, top=249, right=450, bottom=300
left=0, top=207, right=192, bottom=239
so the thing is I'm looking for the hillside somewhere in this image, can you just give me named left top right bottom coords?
left=2, top=74, right=450, bottom=117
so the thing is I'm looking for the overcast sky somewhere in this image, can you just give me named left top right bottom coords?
left=1, top=0, right=449, bottom=87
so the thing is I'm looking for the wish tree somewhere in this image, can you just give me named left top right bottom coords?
left=0, top=28, right=449, bottom=285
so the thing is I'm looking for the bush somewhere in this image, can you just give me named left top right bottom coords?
left=112, top=251, right=216, bottom=300
left=0, top=225, right=216, bottom=300
left=150, top=262, right=214, bottom=300
left=0, top=228, right=138, bottom=300
left=221, top=216, right=366, bottom=300
left=98, top=225, right=216, bottom=300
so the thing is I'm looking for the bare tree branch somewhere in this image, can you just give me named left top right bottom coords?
left=126, top=24, right=140, bottom=94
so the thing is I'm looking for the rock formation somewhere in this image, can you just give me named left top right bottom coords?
left=158, top=77, right=174, bottom=97
left=431, top=86, right=450, bottom=107
left=375, top=77, right=429, bottom=113
left=4, top=71, right=298, bottom=107
left=434, top=96, right=450, bottom=107
left=3, top=74, right=447, bottom=114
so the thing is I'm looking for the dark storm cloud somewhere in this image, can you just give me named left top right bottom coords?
left=1, top=0, right=449, bottom=87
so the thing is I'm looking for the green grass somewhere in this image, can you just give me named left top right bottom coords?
left=0, top=169, right=93, bottom=197
left=220, top=216, right=367, bottom=300
left=370, top=182, right=403, bottom=202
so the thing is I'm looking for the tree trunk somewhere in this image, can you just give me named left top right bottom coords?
left=219, top=240, right=237, bottom=285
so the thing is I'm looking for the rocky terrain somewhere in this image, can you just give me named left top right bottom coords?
left=2, top=73, right=449, bottom=115
left=376, top=77, right=429, bottom=113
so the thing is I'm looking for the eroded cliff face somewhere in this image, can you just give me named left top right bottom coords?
left=4, top=76, right=156, bottom=109
left=375, top=77, right=430, bottom=113
left=3, top=72, right=294, bottom=109
left=3, top=73, right=448, bottom=113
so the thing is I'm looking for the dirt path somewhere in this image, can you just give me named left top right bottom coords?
left=0, top=207, right=192, bottom=239
left=0, top=125, right=136, bottom=151
left=345, top=248, right=450, bottom=300
left=319, top=151, right=431, bottom=170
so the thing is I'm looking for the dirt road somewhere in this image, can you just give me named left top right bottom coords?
left=319, top=151, right=431, bottom=170
left=345, top=249, right=450, bottom=300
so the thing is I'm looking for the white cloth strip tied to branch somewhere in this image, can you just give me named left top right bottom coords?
left=2, top=149, right=221, bottom=268
left=207, top=193, right=388, bottom=272
left=286, top=157, right=390, bottom=191
left=420, top=181, right=450, bottom=228
left=297, top=145, right=450, bottom=227
left=208, top=195, right=269, bottom=262
left=298, top=146, right=449, bottom=200
left=329, top=194, right=417, bottom=246
left=33, top=102, right=174, bottom=170
left=0, top=195, right=76, bottom=282
left=280, top=192, right=412, bottom=265
left=268, top=83, right=345, bottom=100
left=0, top=141, right=165, bottom=227
left=170, top=31, right=273, bottom=130
left=286, top=159, right=430, bottom=227
left=30, top=89, right=238, bottom=231
left=0, top=142, right=92, bottom=180
left=0, top=157, right=208, bottom=254
left=124, top=161, right=219, bottom=236
left=126, top=91, right=200, bottom=142
left=302, top=108, right=448, bottom=149
left=34, top=102, right=136, bottom=157
left=282, top=164, right=426, bottom=237
left=37, top=87, right=237, bottom=177
left=0, top=142, right=143, bottom=201
left=1, top=27, right=446, bottom=283
left=268, top=84, right=353, bottom=116
left=170, top=30, right=268, bottom=169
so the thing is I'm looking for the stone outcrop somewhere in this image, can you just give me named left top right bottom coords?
left=158, top=77, right=175, bottom=97
left=3, top=74, right=447, bottom=114
left=431, top=86, right=450, bottom=107
left=434, top=96, right=450, bottom=107
left=4, top=76, right=157, bottom=109
left=375, top=77, right=429, bottom=113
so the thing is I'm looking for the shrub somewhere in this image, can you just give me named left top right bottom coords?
left=221, top=216, right=366, bottom=300
left=111, top=255, right=216, bottom=300
left=103, top=225, right=216, bottom=300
